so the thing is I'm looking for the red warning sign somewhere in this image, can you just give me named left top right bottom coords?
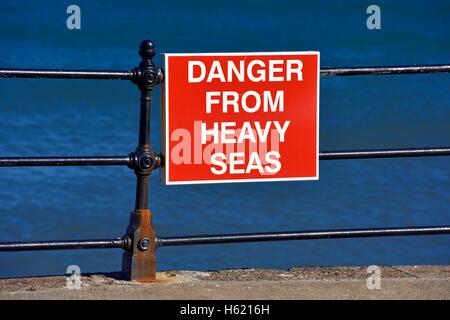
left=161, top=52, right=320, bottom=185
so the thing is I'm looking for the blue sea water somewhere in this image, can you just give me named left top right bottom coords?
left=0, top=0, right=449, bottom=278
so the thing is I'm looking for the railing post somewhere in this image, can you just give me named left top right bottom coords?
left=122, top=40, right=163, bottom=282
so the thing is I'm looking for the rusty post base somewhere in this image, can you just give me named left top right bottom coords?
left=122, top=209, right=157, bottom=282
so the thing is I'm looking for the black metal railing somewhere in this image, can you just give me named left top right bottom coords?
left=1, top=41, right=449, bottom=282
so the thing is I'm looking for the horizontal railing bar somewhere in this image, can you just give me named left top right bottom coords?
left=0, top=64, right=449, bottom=80
left=0, top=147, right=448, bottom=167
left=319, top=147, right=450, bottom=160
left=0, top=156, right=131, bottom=167
left=321, top=64, right=450, bottom=76
left=157, top=225, right=450, bottom=247
left=2, top=225, right=449, bottom=252
left=0, top=68, right=133, bottom=80
left=0, top=238, right=126, bottom=252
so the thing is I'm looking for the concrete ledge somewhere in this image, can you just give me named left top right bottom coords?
left=1, top=265, right=449, bottom=300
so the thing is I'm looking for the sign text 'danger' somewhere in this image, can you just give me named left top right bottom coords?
left=162, top=52, right=320, bottom=185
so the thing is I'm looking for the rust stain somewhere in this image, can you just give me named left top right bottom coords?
left=122, top=209, right=157, bottom=282
left=134, top=276, right=176, bottom=284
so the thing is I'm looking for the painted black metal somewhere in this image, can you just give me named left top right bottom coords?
left=0, top=68, right=133, bottom=80
left=321, top=64, right=450, bottom=76
left=131, top=40, right=163, bottom=210
left=319, top=147, right=450, bottom=160
left=120, top=41, right=161, bottom=281
left=156, top=226, right=450, bottom=247
left=0, top=155, right=131, bottom=167
left=1, top=147, right=448, bottom=167
left=2, top=64, right=450, bottom=80
left=2, top=225, right=449, bottom=252
left=0, top=238, right=127, bottom=252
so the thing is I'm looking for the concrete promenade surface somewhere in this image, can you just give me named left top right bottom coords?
left=0, top=265, right=449, bottom=300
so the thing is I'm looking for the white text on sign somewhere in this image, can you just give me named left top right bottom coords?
left=190, top=59, right=301, bottom=175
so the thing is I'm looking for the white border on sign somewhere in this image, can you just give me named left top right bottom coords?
left=163, top=51, right=320, bottom=185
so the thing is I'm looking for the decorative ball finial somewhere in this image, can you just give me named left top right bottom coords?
left=139, top=40, right=156, bottom=60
